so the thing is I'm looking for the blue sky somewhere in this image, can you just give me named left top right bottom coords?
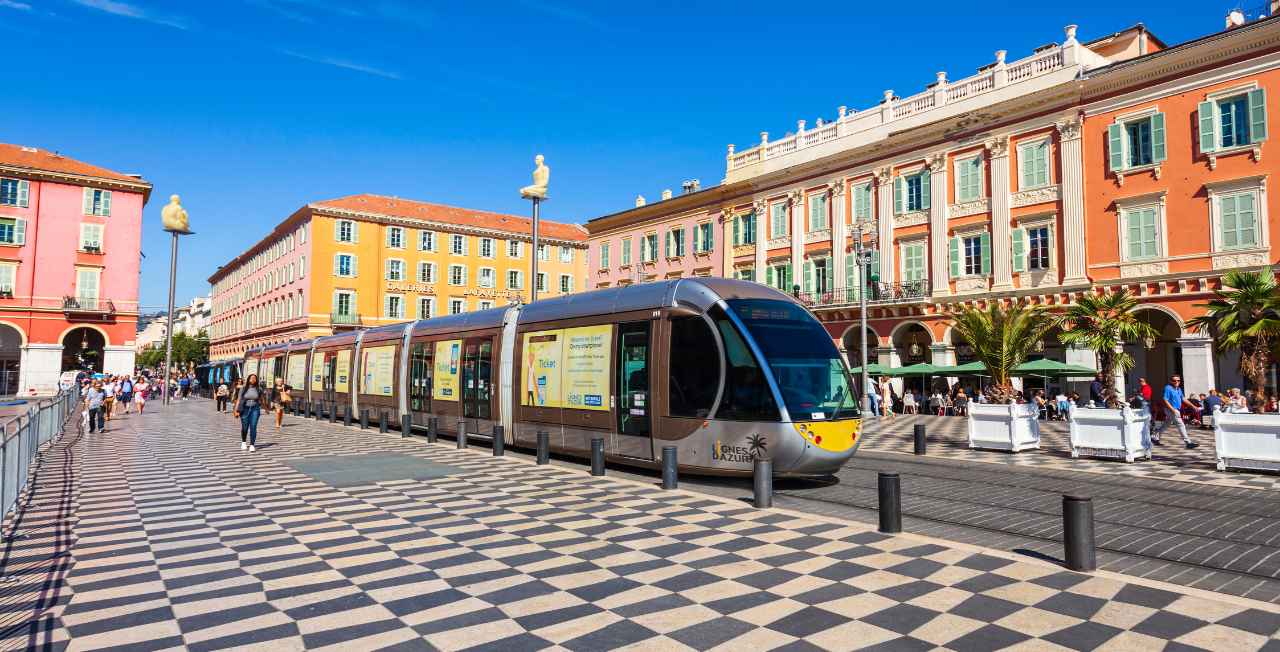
left=2, top=0, right=1244, bottom=310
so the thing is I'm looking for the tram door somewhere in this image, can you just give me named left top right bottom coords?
left=617, top=322, right=651, bottom=440
left=322, top=353, right=336, bottom=411
left=408, top=342, right=432, bottom=416
left=461, top=339, right=493, bottom=429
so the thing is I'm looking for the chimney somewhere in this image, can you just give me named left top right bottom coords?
left=635, top=195, right=646, bottom=207
left=681, top=179, right=701, bottom=194
left=661, top=189, right=673, bottom=201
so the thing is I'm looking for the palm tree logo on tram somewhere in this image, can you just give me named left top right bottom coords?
left=747, top=434, right=767, bottom=459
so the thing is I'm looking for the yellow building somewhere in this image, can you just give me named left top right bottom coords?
left=208, top=193, right=588, bottom=360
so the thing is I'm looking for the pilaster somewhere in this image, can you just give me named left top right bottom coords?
left=1178, top=335, right=1217, bottom=396
left=789, top=190, right=804, bottom=293
left=829, top=180, right=847, bottom=290
left=753, top=199, right=767, bottom=281
left=1057, top=118, right=1088, bottom=286
left=988, top=137, right=1013, bottom=290
left=720, top=208, right=734, bottom=278
left=928, top=153, right=950, bottom=296
left=874, top=168, right=895, bottom=284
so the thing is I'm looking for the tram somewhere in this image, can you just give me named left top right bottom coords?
left=243, top=278, right=862, bottom=476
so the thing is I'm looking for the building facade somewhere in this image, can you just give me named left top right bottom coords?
left=0, top=144, right=150, bottom=395
left=587, top=17, right=1280, bottom=398
left=208, top=194, right=588, bottom=360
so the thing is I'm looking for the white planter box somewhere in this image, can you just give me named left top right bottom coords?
left=968, top=402, right=1040, bottom=452
left=1213, top=408, right=1280, bottom=472
left=1067, top=405, right=1151, bottom=463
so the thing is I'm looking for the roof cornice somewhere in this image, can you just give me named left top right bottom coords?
left=309, top=205, right=588, bottom=247
left=0, top=164, right=152, bottom=200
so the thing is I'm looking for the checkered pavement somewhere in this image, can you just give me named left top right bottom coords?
left=859, top=414, right=1280, bottom=491
left=1, top=401, right=1278, bottom=651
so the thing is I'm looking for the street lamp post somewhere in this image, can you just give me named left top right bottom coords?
left=160, top=195, right=193, bottom=406
left=852, top=218, right=877, bottom=418
left=520, top=154, right=550, bottom=303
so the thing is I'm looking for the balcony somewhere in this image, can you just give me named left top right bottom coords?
left=331, top=312, right=362, bottom=328
left=62, top=296, right=116, bottom=320
left=797, top=280, right=930, bottom=310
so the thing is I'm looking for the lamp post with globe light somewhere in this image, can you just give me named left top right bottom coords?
left=852, top=217, right=878, bottom=418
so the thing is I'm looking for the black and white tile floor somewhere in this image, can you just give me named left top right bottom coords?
left=2, top=402, right=1278, bottom=650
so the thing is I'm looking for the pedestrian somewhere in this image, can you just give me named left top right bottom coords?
left=118, top=374, right=134, bottom=415
left=84, top=380, right=106, bottom=433
left=270, top=378, right=289, bottom=431
left=1138, top=377, right=1153, bottom=404
left=234, top=373, right=263, bottom=452
left=216, top=381, right=230, bottom=412
left=903, top=390, right=917, bottom=414
left=1153, top=375, right=1198, bottom=449
left=102, top=376, right=116, bottom=421
left=1089, top=373, right=1105, bottom=407
left=866, top=377, right=881, bottom=417
left=135, top=376, right=149, bottom=414
left=954, top=389, right=969, bottom=416
left=880, top=378, right=896, bottom=420
left=179, top=374, right=191, bottom=400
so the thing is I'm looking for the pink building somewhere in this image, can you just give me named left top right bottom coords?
left=588, top=192, right=726, bottom=288
left=0, top=144, right=151, bottom=394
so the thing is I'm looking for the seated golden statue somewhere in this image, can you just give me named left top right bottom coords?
left=520, top=154, right=550, bottom=200
left=161, top=194, right=191, bottom=233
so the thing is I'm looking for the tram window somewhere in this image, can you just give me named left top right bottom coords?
left=709, top=306, right=779, bottom=421
left=668, top=316, right=719, bottom=418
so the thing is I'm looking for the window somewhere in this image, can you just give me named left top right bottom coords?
left=949, top=233, right=990, bottom=277
left=448, top=264, right=465, bottom=285
left=478, top=300, right=494, bottom=310
left=770, top=202, right=788, bottom=238
left=641, top=233, right=658, bottom=262
left=478, top=267, right=496, bottom=288
left=559, top=246, right=572, bottom=263
left=82, top=188, right=111, bottom=216
left=387, top=226, right=404, bottom=249
left=894, top=171, right=929, bottom=213
left=76, top=268, right=99, bottom=300
left=480, top=238, right=494, bottom=258
left=694, top=222, right=714, bottom=253
left=963, top=236, right=983, bottom=276
left=901, top=242, right=925, bottom=282
left=80, top=224, right=104, bottom=251
left=336, top=220, right=356, bottom=243
left=766, top=262, right=792, bottom=292
left=957, top=156, right=983, bottom=202
left=418, top=261, right=436, bottom=283
left=1108, top=113, right=1166, bottom=171
left=451, top=234, right=466, bottom=255
left=0, top=264, right=15, bottom=294
left=621, top=238, right=632, bottom=265
left=668, top=315, right=720, bottom=418
left=449, top=298, right=465, bottom=315
left=538, top=244, right=549, bottom=261
left=665, top=227, right=686, bottom=258
left=807, top=194, right=828, bottom=231
left=1017, top=140, right=1050, bottom=189
left=420, top=230, right=436, bottom=251
left=334, top=291, right=355, bottom=316
left=0, top=179, right=29, bottom=207
left=1200, top=90, right=1267, bottom=152
left=1220, top=193, right=1259, bottom=250
left=803, top=257, right=831, bottom=294
left=559, top=274, right=572, bottom=293
left=507, top=270, right=523, bottom=289
left=600, top=242, right=610, bottom=269
left=299, top=224, right=307, bottom=244
left=299, top=256, right=306, bottom=278
left=334, top=254, right=356, bottom=277
left=852, top=183, right=873, bottom=222
left=708, top=305, right=779, bottom=421
left=1027, top=226, right=1051, bottom=270
left=385, top=295, right=404, bottom=319
left=385, top=259, right=404, bottom=281
left=737, top=267, right=755, bottom=281
left=508, top=240, right=522, bottom=258
left=536, top=272, right=547, bottom=293
left=733, top=212, right=757, bottom=246
left=418, top=297, right=434, bottom=319
left=1123, top=207, right=1159, bottom=260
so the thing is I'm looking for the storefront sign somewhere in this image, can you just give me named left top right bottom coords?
left=386, top=281, right=437, bottom=294
left=432, top=340, right=461, bottom=400
left=464, top=287, right=522, bottom=299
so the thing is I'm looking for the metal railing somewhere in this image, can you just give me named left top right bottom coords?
left=797, top=280, right=931, bottom=309
left=0, top=389, right=77, bottom=534
left=331, top=312, right=362, bottom=326
left=62, top=296, right=116, bottom=314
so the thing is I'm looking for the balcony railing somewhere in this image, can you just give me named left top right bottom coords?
left=797, top=280, right=930, bottom=309
left=62, top=296, right=116, bottom=317
left=331, top=312, right=362, bottom=327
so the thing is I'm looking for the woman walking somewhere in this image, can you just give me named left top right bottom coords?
left=234, top=373, right=263, bottom=452
left=215, top=381, right=230, bottom=413
left=135, top=376, right=149, bottom=414
left=270, top=378, right=289, bottom=431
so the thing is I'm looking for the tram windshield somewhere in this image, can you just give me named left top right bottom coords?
left=727, top=299, right=858, bottom=421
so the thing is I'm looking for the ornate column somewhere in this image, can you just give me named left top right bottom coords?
left=874, top=167, right=895, bottom=284
left=1057, top=117, right=1088, bottom=286
left=753, top=199, right=767, bottom=282
left=789, top=190, right=804, bottom=292
left=927, top=152, right=950, bottom=296
left=1178, top=335, right=1217, bottom=396
left=987, top=136, right=1013, bottom=290
left=720, top=207, right=734, bottom=278
left=829, top=179, right=847, bottom=291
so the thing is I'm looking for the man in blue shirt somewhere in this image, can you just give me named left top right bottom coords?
left=1201, top=389, right=1223, bottom=428
left=1153, top=375, right=1198, bottom=449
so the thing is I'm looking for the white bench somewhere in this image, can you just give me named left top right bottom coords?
left=1212, top=408, right=1280, bottom=472
left=1067, top=404, right=1151, bottom=463
left=968, top=402, right=1040, bottom=452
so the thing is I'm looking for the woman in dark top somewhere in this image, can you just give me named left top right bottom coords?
left=234, top=374, right=263, bottom=452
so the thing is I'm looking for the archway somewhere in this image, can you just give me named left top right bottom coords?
left=62, top=327, right=106, bottom=373
left=891, top=322, right=934, bottom=395
left=841, top=324, right=880, bottom=367
left=1123, top=308, right=1184, bottom=395
left=0, top=323, right=21, bottom=396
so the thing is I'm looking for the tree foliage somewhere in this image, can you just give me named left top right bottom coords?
left=136, top=331, right=209, bottom=371
left=1187, top=270, right=1280, bottom=390
left=947, top=300, right=1056, bottom=404
left=1057, top=290, right=1158, bottom=402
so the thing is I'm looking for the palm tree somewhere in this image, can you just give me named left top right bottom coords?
left=1058, top=290, right=1158, bottom=403
left=948, top=300, right=1056, bottom=404
left=1187, top=269, right=1280, bottom=391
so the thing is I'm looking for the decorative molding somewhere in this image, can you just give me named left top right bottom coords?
left=949, top=198, right=990, bottom=218
left=1120, top=261, right=1169, bottom=278
left=719, top=207, right=734, bottom=223
left=732, top=245, right=755, bottom=257
left=893, top=211, right=929, bottom=228
left=787, top=189, right=804, bottom=206
left=805, top=229, right=832, bottom=244
left=1054, top=117, right=1082, bottom=141
left=752, top=199, right=768, bottom=215
left=873, top=167, right=892, bottom=186
left=927, top=152, right=947, bottom=173
left=1207, top=144, right=1263, bottom=171
left=1010, top=183, right=1061, bottom=208
left=1212, top=251, right=1269, bottom=269
left=828, top=179, right=846, bottom=196
left=985, top=136, right=1010, bottom=158
left=767, top=236, right=791, bottom=249
left=956, top=277, right=990, bottom=293
left=1018, top=268, right=1059, bottom=289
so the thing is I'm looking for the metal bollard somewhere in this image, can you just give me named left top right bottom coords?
left=753, top=458, right=772, bottom=508
left=590, top=437, right=605, bottom=476
left=379, top=411, right=388, bottom=433
left=661, top=446, right=678, bottom=490
left=492, top=425, right=505, bottom=456
left=913, top=424, right=927, bottom=455
left=343, top=406, right=352, bottom=427
left=328, top=402, right=336, bottom=423
left=536, top=430, right=550, bottom=465
left=427, top=417, right=438, bottom=444
left=878, top=472, right=902, bottom=533
left=360, top=408, right=369, bottom=430
left=1063, top=495, right=1097, bottom=572
left=457, top=420, right=467, bottom=449
left=400, top=413, right=411, bottom=438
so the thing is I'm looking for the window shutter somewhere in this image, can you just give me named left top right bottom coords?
left=1011, top=227, right=1026, bottom=273
left=1198, top=100, right=1218, bottom=153
left=334, top=221, right=341, bottom=241
left=1242, top=194, right=1258, bottom=246
left=704, top=223, right=713, bottom=250
left=101, top=191, right=111, bottom=216
left=333, top=255, right=341, bottom=275
left=16, top=181, right=28, bottom=207
left=802, top=260, right=813, bottom=293
left=351, top=255, right=358, bottom=276
left=664, top=232, right=671, bottom=258
left=1019, top=145, right=1032, bottom=188
left=732, top=216, right=740, bottom=245
left=352, top=222, right=359, bottom=243
left=894, top=176, right=904, bottom=214
left=1126, top=213, right=1142, bottom=260
left=920, top=172, right=931, bottom=210
left=1107, top=124, right=1125, bottom=171
left=844, top=253, right=856, bottom=294
left=766, top=265, right=775, bottom=287
left=1250, top=88, right=1268, bottom=142
left=867, top=251, right=879, bottom=287
left=1151, top=112, right=1167, bottom=163
left=1038, top=142, right=1050, bottom=187
left=14, top=219, right=25, bottom=246
left=783, top=263, right=793, bottom=290
left=749, top=212, right=758, bottom=242
left=949, top=237, right=960, bottom=277
left=980, top=232, right=992, bottom=275
left=824, top=257, right=834, bottom=290
left=82, top=188, right=92, bottom=215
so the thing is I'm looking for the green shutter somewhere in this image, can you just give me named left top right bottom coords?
left=1037, top=142, right=1049, bottom=187
left=868, top=251, right=879, bottom=287
left=732, top=216, right=740, bottom=245
left=1011, top=227, right=1026, bottom=273
left=949, top=237, right=960, bottom=277
left=82, top=188, right=92, bottom=215
left=1198, top=100, right=1218, bottom=153
left=1151, top=113, right=1167, bottom=163
left=1241, top=194, right=1257, bottom=246
left=1108, top=124, right=1125, bottom=171
left=766, top=265, right=775, bottom=287
left=14, top=219, right=25, bottom=245
left=824, top=256, right=833, bottom=290
left=979, top=232, right=991, bottom=275
left=920, top=172, right=931, bottom=210
left=1126, top=212, right=1142, bottom=259
left=803, top=260, right=813, bottom=292
left=1019, top=145, right=1033, bottom=188
left=16, top=181, right=28, bottom=207
left=1222, top=196, right=1238, bottom=248
left=894, top=176, right=904, bottom=214
left=1250, top=88, right=1268, bottom=142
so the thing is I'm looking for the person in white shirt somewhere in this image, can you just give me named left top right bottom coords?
left=102, top=378, right=117, bottom=421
